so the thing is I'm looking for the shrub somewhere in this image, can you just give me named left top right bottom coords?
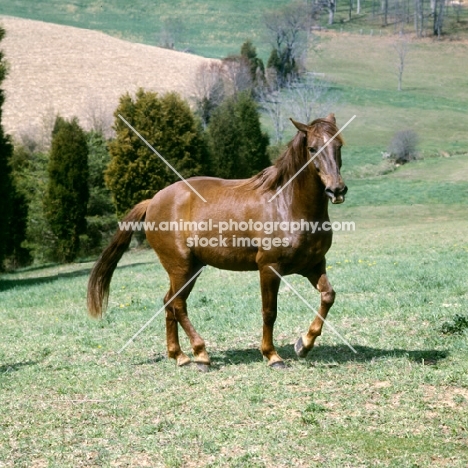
left=386, top=129, right=419, bottom=164
left=441, top=314, right=468, bottom=335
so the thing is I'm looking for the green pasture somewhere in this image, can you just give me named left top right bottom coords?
left=1, top=0, right=467, bottom=58
left=0, top=0, right=292, bottom=58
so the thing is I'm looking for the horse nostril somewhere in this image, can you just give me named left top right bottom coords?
left=342, top=185, right=348, bottom=195
left=325, top=188, right=334, bottom=198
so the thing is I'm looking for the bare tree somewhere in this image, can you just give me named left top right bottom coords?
left=433, top=0, right=446, bottom=38
left=386, top=129, right=419, bottom=164
left=327, top=0, right=336, bottom=24
left=393, top=38, right=410, bottom=91
left=257, top=85, right=286, bottom=145
left=192, top=62, right=225, bottom=129
left=221, top=56, right=253, bottom=96
left=263, top=1, right=314, bottom=86
left=382, top=0, right=389, bottom=25
left=85, top=96, right=115, bottom=138
left=258, top=71, right=338, bottom=144
left=414, top=0, right=425, bottom=37
left=285, top=73, right=338, bottom=123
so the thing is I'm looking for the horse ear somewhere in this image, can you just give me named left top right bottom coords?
left=325, top=113, right=336, bottom=123
left=290, top=118, right=309, bottom=133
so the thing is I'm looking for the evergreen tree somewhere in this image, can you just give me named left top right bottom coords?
left=0, top=26, right=18, bottom=270
left=240, top=40, right=265, bottom=87
left=236, top=92, right=270, bottom=175
left=106, top=89, right=209, bottom=216
left=208, top=92, right=270, bottom=179
left=82, top=130, right=116, bottom=256
left=10, top=145, right=51, bottom=263
left=44, top=116, right=89, bottom=263
left=207, top=98, right=243, bottom=178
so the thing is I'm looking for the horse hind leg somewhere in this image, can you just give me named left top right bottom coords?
left=165, top=269, right=210, bottom=371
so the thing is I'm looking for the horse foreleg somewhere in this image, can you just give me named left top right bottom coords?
left=295, top=263, right=335, bottom=358
left=259, top=267, right=284, bottom=368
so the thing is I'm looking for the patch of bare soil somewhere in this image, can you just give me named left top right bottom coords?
left=0, top=16, right=215, bottom=141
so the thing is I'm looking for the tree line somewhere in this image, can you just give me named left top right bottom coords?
left=0, top=29, right=278, bottom=270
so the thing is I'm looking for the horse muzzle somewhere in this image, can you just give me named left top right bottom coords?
left=325, top=185, right=348, bottom=204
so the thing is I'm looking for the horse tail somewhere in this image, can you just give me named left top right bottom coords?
left=87, top=199, right=152, bottom=318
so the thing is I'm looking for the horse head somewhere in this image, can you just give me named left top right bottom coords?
left=291, top=114, right=348, bottom=204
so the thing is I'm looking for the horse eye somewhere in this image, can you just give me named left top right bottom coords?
left=308, top=147, right=316, bottom=153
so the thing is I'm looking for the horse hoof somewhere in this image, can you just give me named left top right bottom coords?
left=295, top=337, right=310, bottom=358
left=269, top=360, right=287, bottom=369
left=176, top=355, right=192, bottom=367
left=195, top=363, right=211, bottom=373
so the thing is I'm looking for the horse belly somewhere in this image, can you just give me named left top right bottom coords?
left=192, top=244, right=259, bottom=271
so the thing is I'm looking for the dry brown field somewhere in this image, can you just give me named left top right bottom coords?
left=0, top=16, right=215, bottom=142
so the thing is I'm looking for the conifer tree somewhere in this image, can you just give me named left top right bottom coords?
left=44, top=116, right=89, bottom=263
left=0, top=26, right=15, bottom=269
left=83, top=130, right=116, bottom=255
left=208, top=92, right=270, bottom=179
left=106, top=89, right=208, bottom=216
left=236, top=92, right=270, bottom=175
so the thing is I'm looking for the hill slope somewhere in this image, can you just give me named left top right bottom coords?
left=0, top=16, right=215, bottom=140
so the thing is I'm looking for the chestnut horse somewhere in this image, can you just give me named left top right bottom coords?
left=87, top=113, right=348, bottom=370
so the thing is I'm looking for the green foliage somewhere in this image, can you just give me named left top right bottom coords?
left=106, top=89, right=209, bottom=216
left=208, top=91, right=270, bottom=179
left=240, top=40, right=265, bottom=86
left=44, top=116, right=89, bottom=263
left=0, top=26, right=12, bottom=269
left=10, top=146, right=52, bottom=263
left=81, top=131, right=116, bottom=257
left=267, top=47, right=298, bottom=87
left=0, top=133, right=13, bottom=270
left=0, top=26, right=30, bottom=270
left=441, top=315, right=468, bottom=335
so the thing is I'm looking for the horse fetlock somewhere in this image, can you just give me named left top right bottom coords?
left=295, top=335, right=314, bottom=358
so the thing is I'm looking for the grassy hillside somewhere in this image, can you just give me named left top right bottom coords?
left=313, top=34, right=468, bottom=155
left=0, top=0, right=291, bottom=58
left=1, top=0, right=467, bottom=59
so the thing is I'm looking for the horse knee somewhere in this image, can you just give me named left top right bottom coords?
left=321, top=289, right=335, bottom=306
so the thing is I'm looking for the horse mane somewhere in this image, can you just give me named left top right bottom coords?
left=241, top=118, right=343, bottom=193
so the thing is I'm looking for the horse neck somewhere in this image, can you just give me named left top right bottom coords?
left=288, top=171, right=330, bottom=221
